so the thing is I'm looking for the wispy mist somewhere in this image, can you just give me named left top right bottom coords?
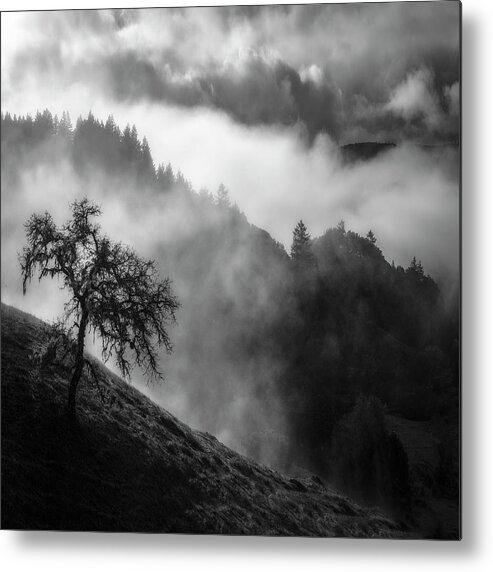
left=2, top=4, right=460, bottom=143
left=1, top=5, right=460, bottom=280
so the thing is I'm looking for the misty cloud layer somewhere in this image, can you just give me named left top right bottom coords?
left=2, top=3, right=460, bottom=143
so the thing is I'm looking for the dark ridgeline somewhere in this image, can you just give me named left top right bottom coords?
left=1, top=111, right=460, bottom=538
left=340, top=141, right=460, bottom=165
left=340, top=142, right=397, bottom=164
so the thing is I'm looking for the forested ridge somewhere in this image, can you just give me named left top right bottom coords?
left=1, top=110, right=460, bottom=537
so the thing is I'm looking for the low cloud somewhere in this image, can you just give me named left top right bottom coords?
left=386, top=68, right=444, bottom=129
left=2, top=4, right=460, bottom=143
left=383, top=67, right=459, bottom=142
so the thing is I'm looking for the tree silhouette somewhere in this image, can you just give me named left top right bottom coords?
left=139, top=136, right=156, bottom=186
left=20, top=198, right=180, bottom=421
left=58, top=111, right=73, bottom=140
left=290, top=220, right=314, bottom=264
left=336, top=219, right=346, bottom=234
left=215, top=184, right=231, bottom=209
left=366, top=229, right=377, bottom=244
left=407, top=256, right=424, bottom=278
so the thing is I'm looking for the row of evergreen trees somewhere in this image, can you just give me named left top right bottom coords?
left=2, top=110, right=248, bottom=216
left=2, top=110, right=191, bottom=194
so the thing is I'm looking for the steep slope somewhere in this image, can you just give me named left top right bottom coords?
left=1, top=303, right=406, bottom=536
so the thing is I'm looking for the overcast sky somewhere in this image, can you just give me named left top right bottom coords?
left=1, top=3, right=460, bottom=280
left=2, top=3, right=460, bottom=143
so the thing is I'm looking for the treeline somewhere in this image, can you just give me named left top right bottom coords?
left=280, top=218, right=458, bottom=514
left=1, top=110, right=253, bottom=218
left=2, top=110, right=192, bottom=195
left=1, top=109, right=459, bottom=524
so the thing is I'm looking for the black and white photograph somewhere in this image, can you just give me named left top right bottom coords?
left=1, top=1, right=461, bottom=541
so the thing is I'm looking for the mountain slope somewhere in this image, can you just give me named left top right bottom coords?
left=1, top=303, right=406, bottom=536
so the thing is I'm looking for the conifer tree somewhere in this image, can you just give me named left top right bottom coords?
left=290, top=220, right=314, bottom=264
left=215, top=184, right=231, bottom=209
left=367, top=230, right=377, bottom=244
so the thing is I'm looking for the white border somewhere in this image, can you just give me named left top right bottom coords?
left=2, top=0, right=493, bottom=571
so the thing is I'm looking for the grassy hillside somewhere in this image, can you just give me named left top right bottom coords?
left=1, top=303, right=406, bottom=536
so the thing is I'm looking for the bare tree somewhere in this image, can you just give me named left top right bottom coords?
left=20, top=198, right=179, bottom=421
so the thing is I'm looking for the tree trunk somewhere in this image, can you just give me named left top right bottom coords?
left=68, top=306, right=89, bottom=423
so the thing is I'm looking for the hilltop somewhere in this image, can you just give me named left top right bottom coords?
left=1, top=303, right=406, bottom=536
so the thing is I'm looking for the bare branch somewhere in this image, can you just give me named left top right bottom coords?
left=84, top=358, right=106, bottom=405
left=21, top=197, right=180, bottom=418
